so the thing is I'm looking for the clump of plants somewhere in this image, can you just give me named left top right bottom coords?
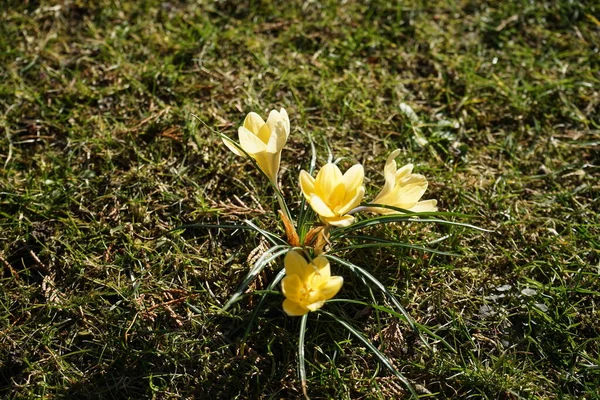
left=194, top=108, right=482, bottom=397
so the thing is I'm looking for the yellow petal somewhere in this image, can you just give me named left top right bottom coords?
left=375, top=178, right=426, bottom=209
left=329, top=182, right=346, bottom=208
left=315, top=163, right=343, bottom=200
left=281, top=274, right=303, bottom=300
left=380, top=150, right=401, bottom=198
left=265, top=109, right=290, bottom=148
left=238, top=126, right=266, bottom=154
left=408, top=199, right=438, bottom=212
left=299, top=170, right=316, bottom=200
left=342, top=164, right=364, bottom=194
left=398, top=182, right=428, bottom=206
left=256, top=123, right=272, bottom=145
left=322, top=214, right=355, bottom=227
left=305, top=299, right=326, bottom=312
left=243, top=112, right=265, bottom=134
left=222, top=137, right=243, bottom=156
left=311, top=256, right=331, bottom=279
left=284, top=250, right=309, bottom=279
left=270, top=151, right=282, bottom=182
left=337, top=185, right=365, bottom=215
left=317, top=276, right=343, bottom=300
left=309, top=194, right=336, bottom=218
left=266, top=124, right=287, bottom=153
left=265, top=109, right=282, bottom=132
left=253, top=151, right=278, bottom=183
left=395, top=163, right=414, bottom=183
left=271, top=151, right=282, bottom=183
left=279, top=108, right=290, bottom=139
left=398, top=174, right=427, bottom=189
left=283, top=299, right=309, bottom=316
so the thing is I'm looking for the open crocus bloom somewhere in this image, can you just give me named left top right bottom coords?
left=223, top=108, right=290, bottom=184
left=281, top=250, right=343, bottom=316
left=369, top=149, right=437, bottom=214
left=299, top=163, right=365, bottom=227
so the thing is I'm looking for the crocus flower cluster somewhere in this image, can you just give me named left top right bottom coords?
left=223, top=108, right=437, bottom=316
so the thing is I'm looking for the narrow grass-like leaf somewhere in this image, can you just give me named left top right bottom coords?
left=328, top=298, right=456, bottom=353
left=404, top=218, right=493, bottom=232
left=299, top=313, right=309, bottom=399
left=249, top=289, right=281, bottom=296
left=333, top=211, right=492, bottom=240
left=323, top=254, right=431, bottom=351
left=329, top=234, right=460, bottom=256
left=321, top=310, right=418, bottom=398
left=245, top=219, right=286, bottom=246
left=352, top=204, right=472, bottom=218
left=306, top=132, right=318, bottom=176
left=222, top=245, right=290, bottom=311
left=428, top=234, right=451, bottom=245
left=242, top=267, right=286, bottom=343
left=170, top=223, right=286, bottom=245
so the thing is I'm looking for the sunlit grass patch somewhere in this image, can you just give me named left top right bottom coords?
left=1, top=0, right=598, bottom=398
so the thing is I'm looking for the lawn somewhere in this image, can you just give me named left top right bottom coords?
left=1, top=1, right=599, bottom=398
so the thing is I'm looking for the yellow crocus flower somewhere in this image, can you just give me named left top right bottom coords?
left=281, top=250, right=343, bottom=316
left=223, top=108, right=290, bottom=184
left=299, top=163, right=365, bottom=227
left=369, top=149, right=437, bottom=214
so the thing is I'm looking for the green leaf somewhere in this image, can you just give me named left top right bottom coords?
left=324, top=254, right=431, bottom=351
left=321, top=310, right=418, bottom=398
left=328, top=298, right=456, bottom=353
left=222, top=245, right=290, bottom=311
left=171, top=223, right=286, bottom=246
left=333, top=211, right=492, bottom=239
left=299, top=313, right=309, bottom=399
left=242, top=268, right=287, bottom=343
left=245, top=219, right=287, bottom=246
left=329, top=234, right=460, bottom=256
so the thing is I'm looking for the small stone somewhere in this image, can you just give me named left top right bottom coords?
left=496, top=284, right=512, bottom=292
left=534, top=303, right=548, bottom=312
left=521, top=288, right=537, bottom=297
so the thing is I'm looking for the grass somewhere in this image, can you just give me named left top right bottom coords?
left=1, top=0, right=599, bottom=398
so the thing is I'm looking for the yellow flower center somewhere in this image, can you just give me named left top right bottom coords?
left=298, top=282, right=314, bottom=303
